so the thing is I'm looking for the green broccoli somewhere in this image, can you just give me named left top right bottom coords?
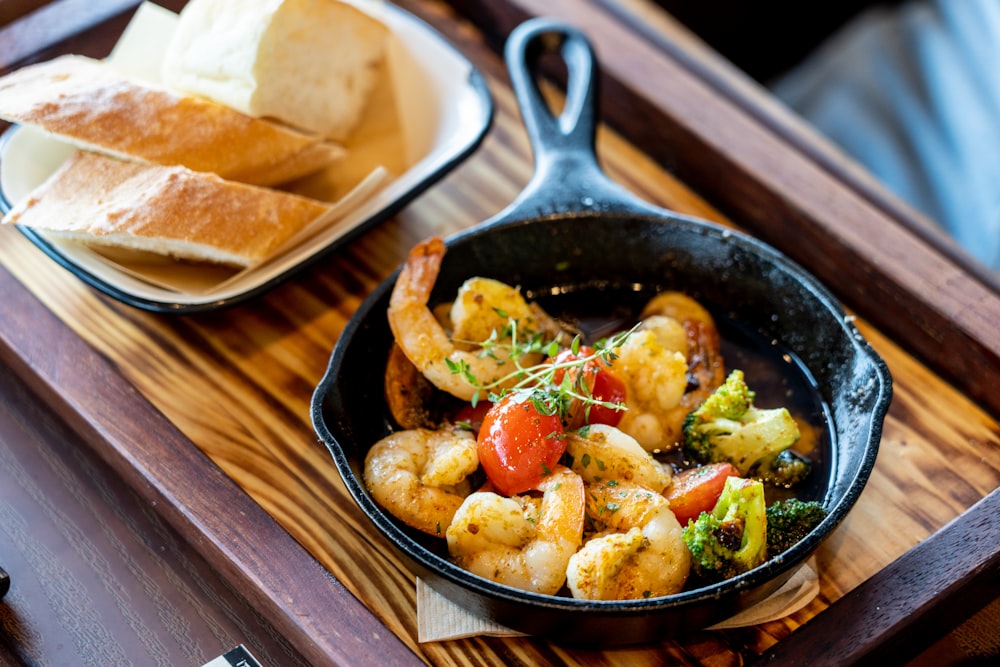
left=750, top=449, right=813, bottom=488
left=683, top=369, right=801, bottom=477
left=765, top=498, right=828, bottom=556
left=682, top=476, right=768, bottom=582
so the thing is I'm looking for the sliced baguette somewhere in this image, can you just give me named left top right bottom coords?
left=1, top=151, right=332, bottom=268
left=0, top=54, right=344, bottom=186
left=162, top=0, right=389, bottom=141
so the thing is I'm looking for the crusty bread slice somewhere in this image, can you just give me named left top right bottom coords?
left=162, top=0, right=389, bottom=141
left=1, top=151, right=332, bottom=268
left=0, top=54, right=344, bottom=186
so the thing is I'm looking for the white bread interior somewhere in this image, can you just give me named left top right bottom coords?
left=162, top=0, right=389, bottom=141
left=0, top=54, right=344, bottom=186
left=2, top=151, right=332, bottom=268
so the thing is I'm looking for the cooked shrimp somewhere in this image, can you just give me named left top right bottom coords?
left=609, top=315, right=691, bottom=452
left=449, top=277, right=561, bottom=349
left=641, top=291, right=726, bottom=443
left=566, top=481, right=690, bottom=600
left=609, top=292, right=726, bottom=452
left=565, top=424, right=673, bottom=493
left=446, top=466, right=585, bottom=595
left=364, top=426, right=479, bottom=537
left=384, top=342, right=440, bottom=430
left=387, top=237, right=562, bottom=401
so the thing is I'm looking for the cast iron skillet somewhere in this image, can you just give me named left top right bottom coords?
left=311, top=18, right=892, bottom=646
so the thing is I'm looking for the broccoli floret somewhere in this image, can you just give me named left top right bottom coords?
left=682, top=476, right=767, bottom=582
left=750, top=449, right=813, bottom=488
left=765, top=498, right=828, bottom=555
left=683, top=369, right=801, bottom=476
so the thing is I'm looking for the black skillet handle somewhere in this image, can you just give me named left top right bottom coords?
left=495, top=18, right=657, bottom=222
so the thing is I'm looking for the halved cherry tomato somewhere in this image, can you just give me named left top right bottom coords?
left=550, top=346, right=627, bottom=428
left=453, top=400, right=492, bottom=436
left=665, top=462, right=741, bottom=525
left=477, top=394, right=566, bottom=496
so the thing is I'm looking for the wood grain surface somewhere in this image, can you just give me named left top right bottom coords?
left=0, top=1, right=998, bottom=665
left=750, top=486, right=1000, bottom=666
left=0, top=364, right=312, bottom=666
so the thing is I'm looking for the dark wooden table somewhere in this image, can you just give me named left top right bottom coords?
left=0, top=357, right=317, bottom=666
left=1, top=1, right=998, bottom=665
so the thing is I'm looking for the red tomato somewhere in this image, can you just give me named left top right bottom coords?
left=665, top=462, right=741, bottom=525
left=550, top=346, right=627, bottom=428
left=453, top=400, right=492, bottom=436
left=477, top=394, right=566, bottom=496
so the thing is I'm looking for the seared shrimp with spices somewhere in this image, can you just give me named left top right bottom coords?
left=611, top=291, right=725, bottom=452
left=384, top=342, right=441, bottom=430
left=609, top=317, right=689, bottom=452
left=364, top=425, right=479, bottom=537
left=387, top=237, right=566, bottom=402
left=565, top=423, right=673, bottom=493
left=642, top=291, right=726, bottom=436
left=446, top=465, right=585, bottom=595
left=566, top=480, right=690, bottom=600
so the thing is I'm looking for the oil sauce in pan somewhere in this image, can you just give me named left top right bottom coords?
left=530, top=285, right=832, bottom=504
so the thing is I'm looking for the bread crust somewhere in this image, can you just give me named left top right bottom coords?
left=0, top=55, right=343, bottom=186
left=2, top=151, right=332, bottom=267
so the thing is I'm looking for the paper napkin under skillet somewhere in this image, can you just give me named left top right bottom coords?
left=417, top=557, right=819, bottom=642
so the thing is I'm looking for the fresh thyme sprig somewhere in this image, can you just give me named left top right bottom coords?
left=445, top=313, right=639, bottom=419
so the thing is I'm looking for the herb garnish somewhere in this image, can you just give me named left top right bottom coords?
left=446, top=319, right=638, bottom=420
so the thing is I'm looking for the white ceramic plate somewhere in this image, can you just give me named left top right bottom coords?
left=0, top=1, right=493, bottom=313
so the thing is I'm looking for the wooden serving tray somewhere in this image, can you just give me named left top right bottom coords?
left=1, top=1, right=998, bottom=665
